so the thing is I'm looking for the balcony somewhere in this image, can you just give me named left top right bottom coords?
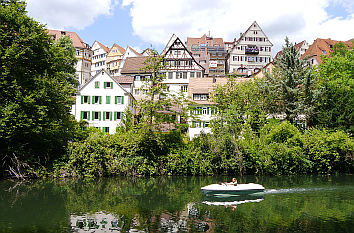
left=245, top=47, right=259, bottom=54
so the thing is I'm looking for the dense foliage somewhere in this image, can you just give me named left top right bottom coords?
left=0, top=0, right=79, bottom=178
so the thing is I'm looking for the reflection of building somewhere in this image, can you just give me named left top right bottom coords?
left=47, top=29, right=92, bottom=85
left=227, top=21, right=273, bottom=76
left=70, top=212, right=123, bottom=232
left=187, top=34, right=226, bottom=77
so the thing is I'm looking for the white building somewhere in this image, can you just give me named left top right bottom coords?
left=47, top=29, right=92, bottom=85
left=227, top=21, right=273, bottom=76
left=91, top=41, right=109, bottom=76
left=73, top=69, right=135, bottom=134
left=161, top=34, right=205, bottom=96
left=117, top=46, right=143, bottom=75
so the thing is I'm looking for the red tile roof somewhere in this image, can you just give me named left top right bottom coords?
left=96, top=41, right=109, bottom=53
left=301, top=38, right=352, bottom=63
left=128, top=46, right=143, bottom=56
left=120, top=57, right=150, bottom=74
left=113, top=76, right=134, bottom=84
left=111, top=43, right=125, bottom=54
left=186, top=34, right=224, bottom=48
left=47, top=29, right=89, bottom=49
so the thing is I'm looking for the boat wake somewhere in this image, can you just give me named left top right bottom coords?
left=264, top=187, right=334, bottom=194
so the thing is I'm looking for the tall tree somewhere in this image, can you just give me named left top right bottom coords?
left=0, top=0, right=78, bottom=178
left=262, top=37, right=316, bottom=125
left=315, top=42, right=354, bottom=134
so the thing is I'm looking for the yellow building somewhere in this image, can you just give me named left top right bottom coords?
left=106, top=43, right=125, bottom=75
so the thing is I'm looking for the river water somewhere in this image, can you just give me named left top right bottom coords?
left=0, top=175, right=353, bottom=233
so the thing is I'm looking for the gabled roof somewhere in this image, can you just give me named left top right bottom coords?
left=110, top=43, right=126, bottom=54
left=142, top=48, right=154, bottom=56
left=94, top=41, right=110, bottom=53
left=274, top=41, right=306, bottom=60
left=120, top=57, right=150, bottom=74
left=47, top=29, right=90, bottom=49
left=78, top=69, right=130, bottom=96
left=186, top=34, right=224, bottom=47
left=301, top=38, right=352, bottom=63
left=234, top=21, right=273, bottom=48
left=127, top=46, right=143, bottom=56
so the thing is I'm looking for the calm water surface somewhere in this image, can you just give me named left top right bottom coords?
left=0, top=175, right=353, bottom=233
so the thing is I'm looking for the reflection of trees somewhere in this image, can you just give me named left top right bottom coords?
left=1, top=175, right=353, bottom=232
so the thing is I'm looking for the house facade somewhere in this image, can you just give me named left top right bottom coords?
left=91, top=41, right=110, bottom=76
left=73, top=69, right=134, bottom=134
left=47, top=29, right=92, bottom=85
left=227, top=21, right=273, bottom=76
left=106, top=43, right=125, bottom=75
left=186, top=34, right=226, bottom=77
left=117, top=46, right=143, bottom=75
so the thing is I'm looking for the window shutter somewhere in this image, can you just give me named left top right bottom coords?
left=104, top=82, right=107, bottom=89
left=88, top=111, right=90, bottom=120
left=88, top=96, right=90, bottom=104
left=121, top=96, right=124, bottom=104
left=99, top=112, right=101, bottom=120
left=111, top=82, right=113, bottom=88
left=114, top=112, right=117, bottom=120
left=207, top=107, right=210, bottom=115
left=110, top=112, right=113, bottom=121
left=192, top=121, right=196, bottom=128
left=99, top=96, right=102, bottom=104
left=81, top=96, right=84, bottom=104
left=92, top=96, right=95, bottom=104
left=106, top=96, right=110, bottom=104
left=92, top=111, right=95, bottom=120
left=103, top=111, right=106, bottom=120
left=115, top=96, right=117, bottom=104
left=80, top=111, right=83, bottom=120
left=121, top=112, right=124, bottom=119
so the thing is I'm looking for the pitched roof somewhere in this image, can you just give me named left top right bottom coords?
left=120, top=56, right=150, bottom=74
left=274, top=41, right=308, bottom=60
left=234, top=21, right=273, bottom=48
left=186, top=34, right=224, bottom=47
left=47, top=29, right=89, bottom=49
left=188, top=77, right=230, bottom=104
left=112, top=76, right=134, bottom=84
left=95, top=41, right=110, bottom=53
left=301, top=38, right=352, bottom=63
left=127, top=46, right=143, bottom=56
left=111, top=43, right=126, bottom=54
left=142, top=48, right=154, bottom=56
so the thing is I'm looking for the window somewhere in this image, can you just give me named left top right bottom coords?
left=205, top=121, right=210, bottom=128
left=81, top=95, right=90, bottom=104
left=76, top=49, right=80, bottom=56
left=134, top=89, right=140, bottom=95
left=181, top=85, right=188, bottom=92
left=103, top=112, right=112, bottom=121
left=190, top=72, right=195, bottom=78
left=93, top=111, right=101, bottom=120
left=115, top=96, right=124, bottom=104
left=92, top=96, right=101, bottom=104
left=176, top=72, right=182, bottom=79
left=94, top=81, right=99, bottom=88
left=114, top=112, right=122, bottom=120
left=106, top=96, right=111, bottom=104
left=202, top=107, right=208, bottom=115
left=196, top=72, right=202, bottom=78
left=193, top=94, right=208, bottom=100
left=135, top=75, right=140, bottom=81
left=102, top=127, right=109, bottom=133
left=80, top=111, right=90, bottom=120
left=168, top=72, right=173, bottom=79
left=104, top=82, right=113, bottom=89
left=183, top=72, right=187, bottom=79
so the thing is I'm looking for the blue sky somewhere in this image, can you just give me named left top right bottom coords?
left=26, top=0, right=354, bottom=54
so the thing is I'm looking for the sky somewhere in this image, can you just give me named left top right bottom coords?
left=25, top=0, right=354, bottom=55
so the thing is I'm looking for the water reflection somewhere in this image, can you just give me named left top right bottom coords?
left=1, top=175, right=353, bottom=233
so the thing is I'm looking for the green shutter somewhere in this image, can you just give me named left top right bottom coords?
left=114, top=112, right=117, bottom=120
left=88, top=96, right=90, bottom=104
left=121, top=112, right=124, bottom=120
left=81, top=96, right=84, bottom=104
left=99, top=112, right=101, bottom=121
left=88, top=111, right=90, bottom=120
left=92, top=96, right=95, bottom=104
left=103, top=111, right=106, bottom=120
left=110, top=112, right=113, bottom=121
left=95, top=81, right=99, bottom=88
left=106, top=96, right=110, bottom=104
left=111, top=82, right=113, bottom=88
left=207, top=107, right=210, bottom=115
left=80, top=111, right=83, bottom=120
left=104, top=82, right=107, bottom=89
left=121, top=96, right=124, bottom=104
left=99, top=96, right=102, bottom=104
left=192, top=121, right=196, bottom=128
left=92, top=111, right=95, bottom=120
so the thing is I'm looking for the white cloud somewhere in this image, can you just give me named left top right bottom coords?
left=122, top=0, right=354, bottom=54
left=26, top=0, right=118, bottom=30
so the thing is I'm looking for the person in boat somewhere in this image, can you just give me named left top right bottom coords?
left=229, top=178, right=237, bottom=186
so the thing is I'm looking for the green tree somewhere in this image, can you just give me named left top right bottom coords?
left=315, top=43, right=354, bottom=134
left=262, top=37, right=316, bottom=125
left=0, top=0, right=78, bottom=178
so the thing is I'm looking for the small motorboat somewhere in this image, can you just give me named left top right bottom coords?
left=201, top=183, right=265, bottom=196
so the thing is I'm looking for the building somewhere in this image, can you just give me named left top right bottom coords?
left=106, top=43, right=125, bottom=75
left=227, top=21, right=273, bottom=76
left=274, top=40, right=309, bottom=60
left=117, top=46, right=143, bottom=75
left=91, top=41, right=109, bottom=76
left=301, top=38, right=352, bottom=65
left=73, top=69, right=134, bottom=134
left=186, top=34, right=226, bottom=77
left=161, top=34, right=205, bottom=96
left=251, top=62, right=274, bottom=79
left=47, top=29, right=92, bottom=85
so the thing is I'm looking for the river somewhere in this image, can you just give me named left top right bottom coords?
left=0, top=175, right=353, bottom=232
